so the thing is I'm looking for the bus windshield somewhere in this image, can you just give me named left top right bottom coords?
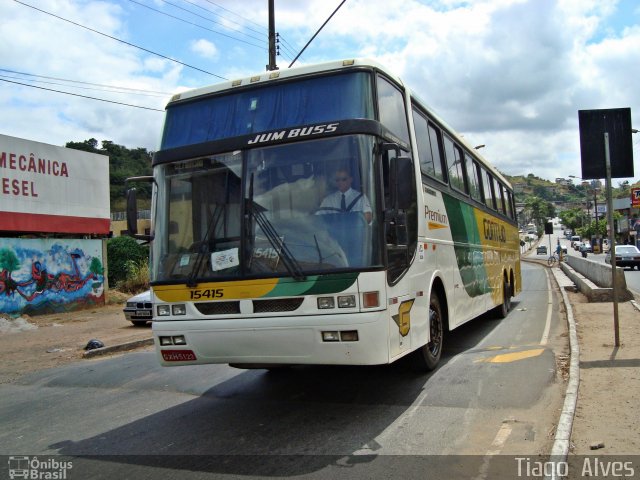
left=151, top=135, right=382, bottom=283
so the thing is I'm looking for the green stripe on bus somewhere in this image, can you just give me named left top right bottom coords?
left=265, top=272, right=359, bottom=297
left=442, top=194, right=490, bottom=297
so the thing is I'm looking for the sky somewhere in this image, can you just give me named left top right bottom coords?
left=1, top=0, right=640, bottom=185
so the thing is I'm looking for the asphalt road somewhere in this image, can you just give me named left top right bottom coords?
left=0, top=262, right=567, bottom=480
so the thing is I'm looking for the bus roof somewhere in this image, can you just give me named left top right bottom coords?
left=165, top=58, right=510, bottom=188
left=166, top=58, right=403, bottom=105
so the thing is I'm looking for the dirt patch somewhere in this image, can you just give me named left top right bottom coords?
left=0, top=297, right=152, bottom=384
left=567, top=292, right=640, bottom=455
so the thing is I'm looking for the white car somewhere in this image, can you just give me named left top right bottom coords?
left=605, top=245, right=640, bottom=270
left=123, top=290, right=152, bottom=326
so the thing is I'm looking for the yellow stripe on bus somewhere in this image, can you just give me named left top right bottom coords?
left=153, top=278, right=280, bottom=302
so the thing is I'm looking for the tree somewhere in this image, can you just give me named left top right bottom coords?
left=523, top=196, right=554, bottom=231
left=559, top=208, right=587, bottom=231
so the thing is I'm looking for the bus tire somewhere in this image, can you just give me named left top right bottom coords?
left=494, top=279, right=511, bottom=319
left=411, top=291, right=443, bottom=371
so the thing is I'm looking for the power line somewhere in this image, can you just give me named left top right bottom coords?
left=0, top=78, right=165, bottom=112
left=202, top=0, right=267, bottom=34
left=166, top=0, right=267, bottom=42
left=276, top=34, right=301, bottom=62
left=13, top=0, right=227, bottom=80
left=0, top=74, right=169, bottom=98
left=129, top=0, right=266, bottom=49
left=289, top=0, right=347, bottom=68
left=0, top=69, right=172, bottom=96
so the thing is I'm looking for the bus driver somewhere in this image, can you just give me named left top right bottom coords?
left=316, top=168, right=372, bottom=223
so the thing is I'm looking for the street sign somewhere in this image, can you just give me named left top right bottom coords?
left=578, top=108, right=634, bottom=179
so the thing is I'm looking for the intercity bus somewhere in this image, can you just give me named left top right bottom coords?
left=127, top=58, right=521, bottom=371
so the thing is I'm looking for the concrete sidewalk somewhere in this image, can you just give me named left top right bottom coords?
left=528, top=256, right=640, bottom=457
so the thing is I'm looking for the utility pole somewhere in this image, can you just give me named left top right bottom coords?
left=267, top=0, right=278, bottom=71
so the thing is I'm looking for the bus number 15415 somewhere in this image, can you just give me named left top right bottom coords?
left=190, top=288, right=224, bottom=300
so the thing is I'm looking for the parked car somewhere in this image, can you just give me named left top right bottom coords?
left=605, top=245, right=640, bottom=270
left=582, top=241, right=592, bottom=253
left=123, top=289, right=152, bottom=326
left=536, top=245, right=547, bottom=255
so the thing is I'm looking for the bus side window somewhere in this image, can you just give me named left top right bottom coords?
left=494, top=178, right=506, bottom=215
left=377, top=75, right=410, bottom=144
left=412, top=108, right=445, bottom=183
left=444, top=135, right=466, bottom=193
left=465, top=155, right=482, bottom=203
left=479, top=167, right=496, bottom=210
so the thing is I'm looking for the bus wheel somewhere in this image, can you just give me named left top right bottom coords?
left=495, top=279, right=511, bottom=319
left=411, top=292, right=443, bottom=371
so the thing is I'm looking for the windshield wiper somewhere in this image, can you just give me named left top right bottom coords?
left=187, top=204, right=224, bottom=288
left=246, top=175, right=306, bottom=281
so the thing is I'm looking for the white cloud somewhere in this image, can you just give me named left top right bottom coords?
left=190, top=39, right=219, bottom=60
left=1, top=0, right=639, bottom=183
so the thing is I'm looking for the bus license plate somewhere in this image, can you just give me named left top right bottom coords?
left=162, top=350, right=197, bottom=362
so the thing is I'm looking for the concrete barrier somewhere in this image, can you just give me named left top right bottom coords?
left=561, top=256, right=633, bottom=302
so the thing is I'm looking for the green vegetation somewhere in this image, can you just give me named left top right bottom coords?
left=106, top=236, right=149, bottom=291
left=118, top=259, right=150, bottom=293
left=504, top=173, right=638, bottom=237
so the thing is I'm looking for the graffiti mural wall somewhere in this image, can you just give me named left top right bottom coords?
left=0, top=238, right=105, bottom=315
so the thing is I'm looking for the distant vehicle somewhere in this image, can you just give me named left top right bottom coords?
left=570, top=235, right=581, bottom=248
left=583, top=241, right=592, bottom=253
left=605, top=245, right=640, bottom=269
left=123, top=290, right=152, bottom=326
left=537, top=245, right=548, bottom=255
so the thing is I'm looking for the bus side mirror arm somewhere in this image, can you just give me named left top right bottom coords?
left=391, top=156, right=413, bottom=211
left=125, top=176, right=155, bottom=243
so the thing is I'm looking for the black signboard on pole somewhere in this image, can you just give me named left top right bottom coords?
left=578, top=108, right=633, bottom=179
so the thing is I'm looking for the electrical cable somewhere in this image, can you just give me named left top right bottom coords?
left=0, top=68, right=173, bottom=95
left=202, top=0, right=267, bottom=33
left=0, top=73, right=169, bottom=98
left=289, top=0, right=347, bottom=68
left=0, top=78, right=165, bottom=112
left=129, top=0, right=266, bottom=48
left=166, top=0, right=267, bottom=41
left=13, top=0, right=228, bottom=80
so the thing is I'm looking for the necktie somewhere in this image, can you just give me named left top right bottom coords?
left=341, top=193, right=346, bottom=212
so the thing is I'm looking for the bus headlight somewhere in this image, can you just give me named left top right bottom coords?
left=317, top=297, right=335, bottom=309
left=157, top=305, right=171, bottom=316
left=337, top=295, right=356, bottom=308
left=172, top=304, right=187, bottom=315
